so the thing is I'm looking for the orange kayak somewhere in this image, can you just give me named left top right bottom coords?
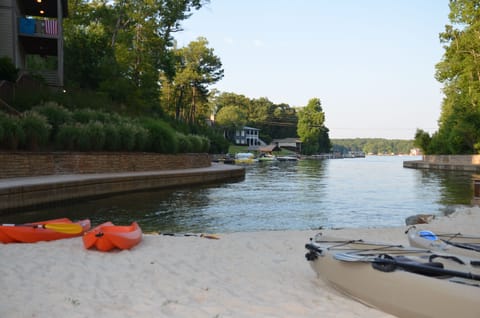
left=0, top=218, right=91, bottom=243
left=83, top=221, right=142, bottom=252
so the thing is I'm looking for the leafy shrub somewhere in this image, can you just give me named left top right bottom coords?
left=104, top=124, right=121, bottom=151
left=0, top=114, right=25, bottom=150
left=75, top=125, right=90, bottom=151
left=198, top=128, right=228, bottom=154
left=55, top=123, right=81, bottom=150
left=187, top=134, right=209, bottom=153
left=85, top=121, right=106, bottom=151
left=118, top=123, right=136, bottom=151
left=72, top=109, right=110, bottom=124
left=71, top=121, right=106, bottom=151
left=1, top=106, right=213, bottom=154
left=199, top=135, right=210, bottom=153
left=133, top=126, right=149, bottom=151
left=21, top=111, right=52, bottom=150
left=107, top=113, right=124, bottom=125
left=142, top=119, right=178, bottom=153
left=188, top=134, right=203, bottom=153
left=32, top=102, right=72, bottom=140
left=177, top=133, right=192, bottom=153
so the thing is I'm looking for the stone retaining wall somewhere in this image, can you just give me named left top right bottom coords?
left=422, top=155, right=480, bottom=165
left=403, top=155, right=480, bottom=172
left=0, top=165, right=245, bottom=212
left=0, top=152, right=211, bottom=179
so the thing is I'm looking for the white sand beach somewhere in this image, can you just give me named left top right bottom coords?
left=1, top=207, right=479, bottom=318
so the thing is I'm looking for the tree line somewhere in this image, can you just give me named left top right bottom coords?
left=8, top=0, right=473, bottom=155
left=332, top=139, right=414, bottom=155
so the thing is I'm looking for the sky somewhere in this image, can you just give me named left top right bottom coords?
left=174, top=0, right=451, bottom=140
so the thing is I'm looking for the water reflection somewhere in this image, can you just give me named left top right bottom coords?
left=0, top=156, right=474, bottom=232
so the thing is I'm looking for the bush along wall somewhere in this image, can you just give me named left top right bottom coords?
left=0, top=102, right=211, bottom=153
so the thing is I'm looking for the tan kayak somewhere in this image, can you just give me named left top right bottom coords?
left=305, top=233, right=480, bottom=318
left=407, top=227, right=480, bottom=259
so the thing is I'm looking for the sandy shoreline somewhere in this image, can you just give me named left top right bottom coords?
left=1, top=207, right=479, bottom=318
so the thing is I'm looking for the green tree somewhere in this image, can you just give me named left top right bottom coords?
left=215, top=105, right=247, bottom=141
left=64, top=0, right=207, bottom=113
left=214, top=92, right=251, bottom=116
left=297, top=98, right=331, bottom=155
left=160, top=37, right=224, bottom=124
left=422, top=0, right=480, bottom=154
left=211, top=93, right=298, bottom=141
left=414, top=129, right=432, bottom=154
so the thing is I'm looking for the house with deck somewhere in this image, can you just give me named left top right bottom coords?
left=0, top=0, right=66, bottom=87
left=235, top=126, right=265, bottom=148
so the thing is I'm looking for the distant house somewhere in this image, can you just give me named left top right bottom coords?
left=410, top=148, right=423, bottom=156
left=0, top=0, right=67, bottom=87
left=272, top=138, right=302, bottom=153
left=235, top=126, right=263, bottom=148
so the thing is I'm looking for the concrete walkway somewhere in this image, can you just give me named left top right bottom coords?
left=0, top=163, right=245, bottom=212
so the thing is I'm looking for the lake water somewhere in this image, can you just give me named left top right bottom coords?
left=1, top=156, right=475, bottom=233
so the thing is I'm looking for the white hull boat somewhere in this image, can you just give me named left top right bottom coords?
left=305, top=233, right=480, bottom=318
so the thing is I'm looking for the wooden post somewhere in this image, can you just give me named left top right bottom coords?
left=474, top=180, right=480, bottom=197
left=472, top=176, right=480, bottom=206
left=57, top=0, right=64, bottom=87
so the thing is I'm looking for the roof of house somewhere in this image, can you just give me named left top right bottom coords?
left=273, top=138, right=301, bottom=144
left=259, top=144, right=281, bottom=152
left=242, top=126, right=260, bottom=131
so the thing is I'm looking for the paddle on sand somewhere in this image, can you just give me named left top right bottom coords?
left=1, top=223, right=84, bottom=234
left=161, top=233, right=220, bottom=239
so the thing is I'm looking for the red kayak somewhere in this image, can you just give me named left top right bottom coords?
left=0, top=218, right=91, bottom=243
left=83, top=221, right=142, bottom=252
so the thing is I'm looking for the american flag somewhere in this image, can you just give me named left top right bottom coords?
left=44, top=20, right=58, bottom=35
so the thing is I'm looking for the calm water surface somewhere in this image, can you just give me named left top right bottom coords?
left=1, top=156, right=474, bottom=232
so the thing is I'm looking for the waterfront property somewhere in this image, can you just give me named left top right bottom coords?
left=0, top=0, right=66, bottom=87
left=234, top=126, right=263, bottom=148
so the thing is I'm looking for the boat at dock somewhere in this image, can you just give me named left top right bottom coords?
left=234, top=152, right=257, bottom=164
left=257, top=154, right=277, bottom=162
left=276, top=155, right=298, bottom=162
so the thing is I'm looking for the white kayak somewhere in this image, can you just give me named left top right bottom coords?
left=305, top=233, right=480, bottom=318
left=407, top=227, right=480, bottom=259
